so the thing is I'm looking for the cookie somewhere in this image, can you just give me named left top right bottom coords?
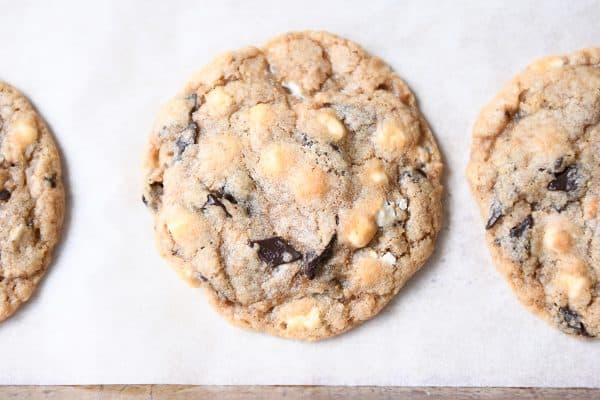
left=468, top=48, right=600, bottom=337
left=143, top=31, right=443, bottom=340
left=0, top=82, right=65, bottom=321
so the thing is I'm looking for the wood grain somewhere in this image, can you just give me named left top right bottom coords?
left=0, top=386, right=597, bottom=400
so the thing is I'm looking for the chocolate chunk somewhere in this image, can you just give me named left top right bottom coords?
left=415, top=168, right=427, bottom=178
left=0, top=189, right=11, bottom=201
left=486, top=202, right=503, bottom=229
left=44, top=174, right=57, bottom=188
left=144, top=182, right=163, bottom=209
left=175, top=123, right=198, bottom=159
left=548, top=165, right=578, bottom=192
left=203, top=193, right=232, bottom=217
left=303, top=234, right=336, bottom=280
left=509, top=215, right=533, bottom=238
left=250, top=237, right=302, bottom=267
left=202, top=189, right=238, bottom=217
left=219, top=190, right=237, bottom=204
left=559, top=307, right=591, bottom=337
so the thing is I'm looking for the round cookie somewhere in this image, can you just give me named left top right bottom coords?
left=0, top=82, right=65, bottom=321
left=468, top=48, right=600, bottom=337
left=143, top=31, right=443, bottom=340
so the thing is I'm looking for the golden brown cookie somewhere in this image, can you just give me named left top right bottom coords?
left=143, top=31, right=443, bottom=340
left=0, top=82, right=65, bottom=322
left=468, top=47, right=600, bottom=337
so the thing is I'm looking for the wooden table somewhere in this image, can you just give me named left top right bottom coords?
left=0, top=386, right=597, bottom=399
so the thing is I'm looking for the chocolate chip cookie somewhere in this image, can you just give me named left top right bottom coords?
left=468, top=48, right=600, bottom=337
left=143, top=31, right=443, bottom=340
left=0, top=82, right=65, bottom=321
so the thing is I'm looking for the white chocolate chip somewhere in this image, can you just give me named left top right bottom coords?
left=363, top=159, right=388, bottom=186
left=204, top=86, right=234, bottom=116
left=282, top=81, right=303, bottom=98
left=8, top=224, right=26, bottom=243
left=556, top=271, right=591, bottom=308
left=543, top=220, right=573, bottom=254
left=342, top=211, right=378, bottom=248
left=316, top=110, right=346, bottom=141
left=380, top=252, right=396, bottom=265
left=258, top=144, right=290, bottom=177
left=375, top=117, right=417, bottom=154
left=285, top=306, right=321, bottom=330
left=248, top=103, right=270, bottom=132
left=164, top=206, right=204, bottom=246
left=5, top=118, right=38, bottom=161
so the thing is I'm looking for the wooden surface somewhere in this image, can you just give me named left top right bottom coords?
left=0, top=386, right=597, bottom=399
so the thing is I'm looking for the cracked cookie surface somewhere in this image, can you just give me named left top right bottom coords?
left=468, top=47, right=600, bottom=337
left=0, top=82, right=64, bottom=321
left=143, top=31, right=443, bottom=340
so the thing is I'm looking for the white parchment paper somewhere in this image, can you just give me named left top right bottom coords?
left=1, top=0, right=599, bottom=386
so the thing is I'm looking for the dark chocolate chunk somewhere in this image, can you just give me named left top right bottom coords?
left=202, top=189, right=238, bottom=217
left=44, top=174, right=57, bottom=188
left=144, top=182, right=163, bottom=209
left=486, top=202, right=503, bottom=230
left=559, top=307, right=591, bottom=337
left=303, top=234, right=336, bottom=280
left=509, top=215, right=533, bottom=238
left=0, top=189, right=11, bottom=201
left=203, top=193, right=232, bottom=217
left=175, top=123, right=198, bottom=159
left=219, top=189, right=237, bottom=204
left=250, top=237, right=302, bottom=267
left=548, top=165, right=578, bottom=192
left=150, top=181, right=163, bottom=193
left=330, top=143, right=340, bottom=152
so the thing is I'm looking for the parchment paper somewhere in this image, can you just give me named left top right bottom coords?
left=1, top=0, right=599, bottom=386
